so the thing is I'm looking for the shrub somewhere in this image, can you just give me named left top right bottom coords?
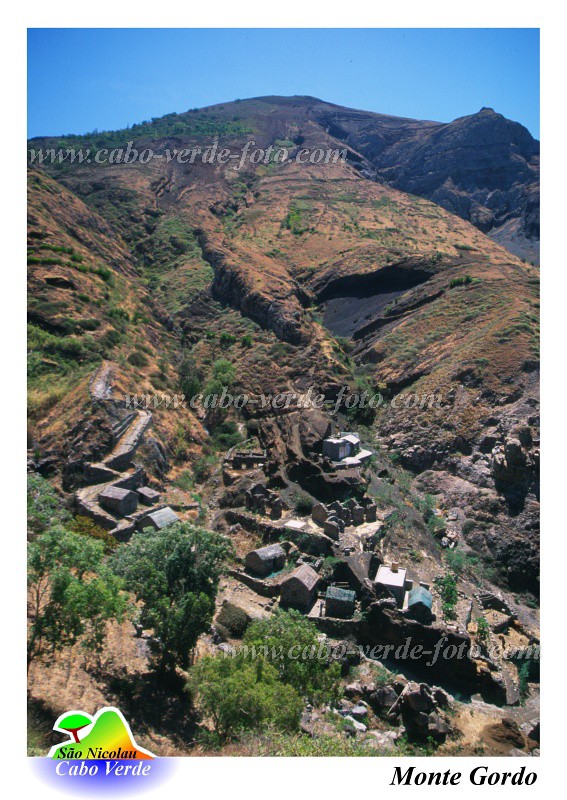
left=179, top=354, right=202, bottom=399
left=518, top=661, right=531, bottom=701
left=27, top=474, right=69, bottom=534
left=435, top=573, right=458, bottom=620
left=243, top=610, right=341, bottom=704
left=216, top=602, right=250, bottom=637
left=70, top=515, right=119, bottom=554
left=293, top=491, right=314, bottom=516
left=127, top=351, right=149, bottom=368
left=188, top=655, right=302, bottom=740
left=219, top=331, right=237, bottom=347
left=240, top=334, right=253, bottom=348
left=476, top=615, right=490, bottom=643
left=211, top=419, right=243, bottom=450
left=212, top=358, right=236, bottom=385
left=450, top=275, right=474, bottom=289
left=95, top=266, right=113, bottom=283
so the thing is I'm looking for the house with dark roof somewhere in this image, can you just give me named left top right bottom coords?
left=245, top=544, right=286, bottom=577
left=280, top=564, right=319, bottom=611
left=139, top=506, right=180, bottom=531
left=325, top=586, right=356, bottom=618
left=98, top=485, right=138, bottom=517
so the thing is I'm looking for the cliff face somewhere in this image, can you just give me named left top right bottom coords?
left=28, top=95, right=539, bottom=596
left=312, top=102, right=539, bottom=261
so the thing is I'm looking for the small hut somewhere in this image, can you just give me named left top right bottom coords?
left=280, top=564, right=319, bottom=611
left=245, top=544, right=286, bottom=577
left=139, top=506, right=179, bottom=531
left=136, top=486, right=161, bottom=506
left=99, top=486, right=138, bottom=517
left=325, top=586, right=356, bottom=618
left=406, top=585, right=434, bottom=624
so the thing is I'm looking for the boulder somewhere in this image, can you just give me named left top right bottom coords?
left=324, top=518, right=341, bottom=540
left=312, top=503, right=329, bottom=525
left=368, top=685, right=398, bottom=712
left=352, top=505, right=365, bottom=526
left=344, top=681, right=363, bottom=698
left=528, top=720, right=540, bottom=744
left=404, top=683, right=435, bottom=713
left=427, top=712, right=450, bottom=741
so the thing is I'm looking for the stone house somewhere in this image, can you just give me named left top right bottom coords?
left=98, top=485, right=138, bottom=517
left=136, top=486, right=161, bottom=506
left=245, top=543, right=286, bottom=577
left=245, top=484, right=283, bottom=519
left=232, top=451, right=267, bottom=470
left=280, top=564, right=320, bottom=611
left=325, top=585, right=356, bottom=618
left=139, top=506, right=179, bottom=531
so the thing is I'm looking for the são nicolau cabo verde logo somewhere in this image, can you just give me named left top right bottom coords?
left=49, top=706, right=155, bottom=762
left=33, top=706, right=174, bottom=792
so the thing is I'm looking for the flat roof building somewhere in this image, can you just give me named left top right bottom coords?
left=374, top=563, right=408, bottom=608
left=322, top=432, right=372, bottom=468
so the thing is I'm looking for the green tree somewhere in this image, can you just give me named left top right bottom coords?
left=435, top=573, right=458, bottom=621
left=27, top=527, right=126, bottom=670
left=27, top=474, right=69, bottom=534
left=110, top=523, right=234, bottom=670
left=243, top=610, right=341, bottom=704
left=188, top=654, right=302, bottom=740
left=179, top=353, right=202, bottom=400
left=476, top=615, right=490, bottom=643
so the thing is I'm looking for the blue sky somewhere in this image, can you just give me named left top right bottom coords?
left=27, top=28, right=540, bottom=139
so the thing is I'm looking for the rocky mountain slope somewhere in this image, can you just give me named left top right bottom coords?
left=28, top=95, right=539, bottom=599
left=31, top=95, right=539, bottom=261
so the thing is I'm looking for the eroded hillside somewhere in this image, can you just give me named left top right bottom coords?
left=27, top=97, right=540, bottom=755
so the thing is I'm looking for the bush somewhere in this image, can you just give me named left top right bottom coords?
left=240, top=334, right=253, bottom=348
left=476, top=615, right=490, bottom=643
left=211, top=419, right=243, bottom=450
left=219, top=331, right=237, bottom=347
left=188, top=655, right=302, bottom=740
left=435, top=573, right=458, bottom=620
left=293, top=491, right=314, bottom=516
left=127, top=351, right=149, bottom=368
left=243, top=610, right=341, bottom=704
left=179, top=354, right=202, bottom=399
left=70, top=515, right=119, bottom=554
left=449, top=275, right=474, bottom=289
left=216, top=602, right=250, bottom=638
left=95, top=266, right=113, bottom=283
left=445, top=547, right=479, bottom=576
left=27, top=474, right=69, bottom=534
left=212, top=358, right=236, bottom=385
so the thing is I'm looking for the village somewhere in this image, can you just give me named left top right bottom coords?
left=52, top=361, right=538, bottom=751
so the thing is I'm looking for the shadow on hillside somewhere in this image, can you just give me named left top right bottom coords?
left=92, top=666, right=199, bottom=748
